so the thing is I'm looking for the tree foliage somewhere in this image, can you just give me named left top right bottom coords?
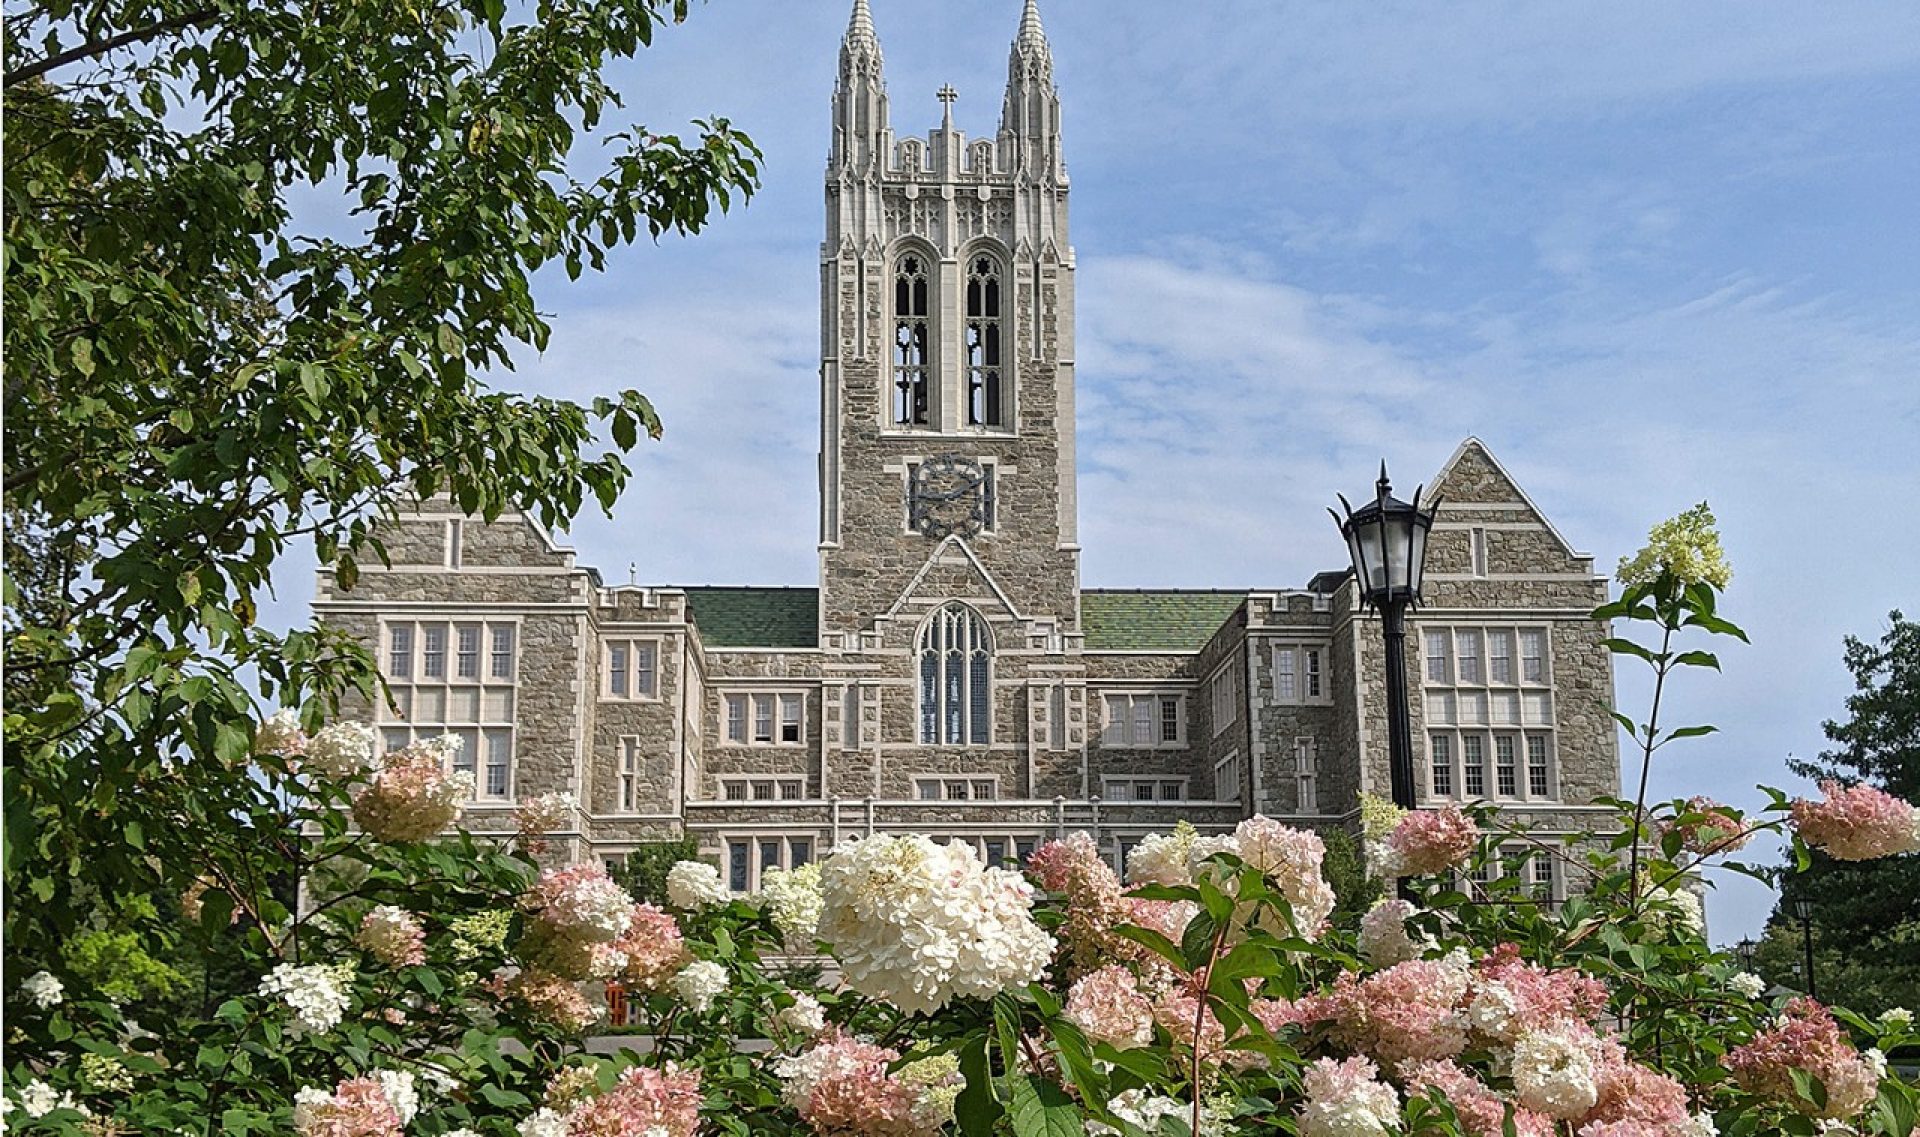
left=4, top=0, right=756, bottom=943
left=1771, top=612, right=1920, bottom=1014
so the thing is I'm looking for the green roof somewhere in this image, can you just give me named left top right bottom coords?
left=683, top=587, right=818, bottom=649
left=1081, top=590, right=1244, bottom=651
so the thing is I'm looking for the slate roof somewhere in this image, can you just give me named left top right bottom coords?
left=1080, top=590, right=1245, bottom=652
left=682, top=587, right=819, bottom=649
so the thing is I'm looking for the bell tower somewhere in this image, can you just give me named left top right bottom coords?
left=818, top=0, right=1079, bottom=642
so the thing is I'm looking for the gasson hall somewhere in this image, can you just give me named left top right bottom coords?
left=319, top=0, right=1622, bottom=896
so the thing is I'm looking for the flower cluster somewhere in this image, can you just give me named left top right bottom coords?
left=1381, top=807, right=1479, bottom=878
left=356, top=905, right=427, bottom=968
left=20, top=970, right=64, bottom=1009
left=666, top=859, right=731, bottom=911
left=1088, top=1090, right=1227, bottom=1137
left=1028, top=832, right=1133, bottom=971
left=1357, top=899, right=1426, bottom=967
left=1790, top=780, right=1920, bottom=861
left=449, top=910, right=514, bottom=962
left=611, top=903, right=690, bottom=992
left=1321, top=953, right=1475, bottom=1067
left=304, top=721, right=378, bottom=780
left=351, top=736, right=472, bottom=841
left=1661, top=796, right=1754, bottom=854
left=259, top=962, right=354, bottom=1036
left=777, top=991, right=829, bottom=1041
left=670, top=959, right=728, bottom=1013
left=521, top=1064, right=701, bottom=1137
left=1727, top=998, right=1882, bottom=1120
left=496, top=968, right=598, bottom=1033
left=529, top=863, right=636, bottom=943
left=254, top=708, right=309, bottom=757
left=516, top=791, right=575, bottom=851
left=817, top=834, right=1054, bottom=1014
left=1404, top=1059, right=1551, bottom=1137
left=775, top=1031, right=955, bottom=1136
left=1615, top=502, right=1732, bottom=589
left=760, top=862, right=826, bottom=944
left=292, top=1075, right=405, bottom=1137
left=1064, top=964, right=1155, bottom=1049
left=1297, top=1056, right=1400, bottom=1137
left=1233, top=815, right=1337, bottom=938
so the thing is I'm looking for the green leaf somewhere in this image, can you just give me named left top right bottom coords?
left=1602, top=637, right=1659, bottom=663
left=1008, top=1074, right=1082, bottom=1137
left=1672, top=650, right=1721, bottom=670
left=953, top=1035, right=1002, bottom=1137
left=1664, top=725, right=1718, bottom=741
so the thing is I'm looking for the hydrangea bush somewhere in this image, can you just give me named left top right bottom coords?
left=8, top=512, right=1919, bottom=1136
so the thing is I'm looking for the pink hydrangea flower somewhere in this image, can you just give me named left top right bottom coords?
left=494, top=968, right=598, bottom=1033
left=350, top=741, right=471, bottom=842
left=1386, top=807, right=1479, bottom=877
left=612, top=902, right=691, bottom=992
left=1063, top=965, right=1154, bottom=1050
left=354, top=906, right=426, bottom=968
left=1471, top=944, right=1609, bottom=1040
left=1324, top=956, right=1473, bottom=1068
left=1728, top=997, right=1881, bottom=1119
left=1577, top=1038, right=1696, bottom=1135
left=292, top=1076, right=404, bottom=1137
left=563, top=1064, right=703, bottom=1137
left=774, top=1030, right=940, bottom=1136
left=1233, top=816, right=1337, bottom=939
left=1660, top=796, right=1754, bottom=854
left=1790, top=780, right=1920, bottom=861
left=1028, top=833, right=1132, bottom=973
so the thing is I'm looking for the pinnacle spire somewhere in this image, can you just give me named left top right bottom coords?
left=1015, top=0, right=1047, bottom=52
left=841, top=0, right=881, bottom=66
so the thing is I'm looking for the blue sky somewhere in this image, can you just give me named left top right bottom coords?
left=276, top=2, right=1920, bottom=942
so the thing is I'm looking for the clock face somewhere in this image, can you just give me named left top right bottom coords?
left=910, top=454, right=987, bottom=539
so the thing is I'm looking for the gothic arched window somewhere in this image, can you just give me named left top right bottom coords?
left=918, top=603, right=992, bottom=745
left=964, top=254, right=1003, bottom=427
left=893, top=254, right=931, bottom=426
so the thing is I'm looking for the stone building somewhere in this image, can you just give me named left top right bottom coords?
left=315, top=0, right=1620, bottom=896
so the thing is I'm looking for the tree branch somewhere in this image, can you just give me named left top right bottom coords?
left=5, top=8, right=217, bottom=89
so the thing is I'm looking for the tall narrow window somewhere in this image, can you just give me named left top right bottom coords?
left=1295, top=736, right=1318, bottom=814
left=1527, top=735, right=1552, bottom=796
left=490, top=626, right=515, bottom=679
left=1463, top=735, right=1486, bottom=797
left=423, top=627, right=446, bottom=679
left=1495, top=734, right=1518, bottom=796
left=1470, top=527, right=1488, bottom=576
left=1488, top=631, right=1513, bottom=684
left=1430, top=734, right=1454, bottom=796
left=1305, top=648, right=1323, bottom=698
left=456, top=625, right=481, bottom=679
left=964, top=255, right=1003, bottom=427
left=609, top=643, right=629, bottom=697
left=1519, top=629, right=1547, bottom=682
left=388, top=626, right=414, bottom=678
left=919, top=603, right=992, bottom=745
left=1457, top=630, right=1483, bottom=683
left=446, top=519, right=463, bottom=569
left=1425, top=630, right=1450, bottom=682
left=484, top=730, right=510, bottom=797
left=893, top=254, right=930, bottom=426
left=620, top=737, right=640, bottom=812
left=1275, top=648, right=1297, bottom=700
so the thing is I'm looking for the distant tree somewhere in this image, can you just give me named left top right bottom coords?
left=612, top=837, right=702, bottom=906
left=1766, top=612, right=1920, bottom=1014
left=1322, top=827, right=1383, bottom=932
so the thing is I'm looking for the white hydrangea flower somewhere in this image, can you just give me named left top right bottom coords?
left=1087, top=1089, right=1226, bottom=1137
left=304, top=722, right=377, bottom=779
left=1727, top=971, right=1767, bottom=999
left=254, top=708, right=307, bottom=756
left=1511, top=1027, right=1599, bottom=1118
left=818, top=834, right=1055, bottom=1014
left=445, top=1131, right=484, bottom=1137
left=1467, top=979, right=1523, bottom=1042
left=1357, top=899, right=1425, bottom=967
left=759, top=862, right=825, bottom=942
left=20, top=970, right=64, bottom=1009
left=1879, top=1006, right=1913, bottom=1030
left=17, top=1079, right=88, bottom=1119
left=776, top=991, right=828, bottom=1040
left=666, top=860, right=731, bottom=910
left=1681, top=1113, right=1720, bottom=1137
left=670, top=959, right=728, bottom=1013
left=258, top=962, right=353, bottom=1036
left=1126, top=826, right=1199, bottom=886
left=418, top=1064, right=460, bottom=1094
left=373, top=1069, right=418, bottom=1125
left=518, top=1107, right=571, bottom=1137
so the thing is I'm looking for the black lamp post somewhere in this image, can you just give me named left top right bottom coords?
left=1789, top=897, right=1818, bottom=1000
left=1734, top=937, right=1757, bottom=974
left=1332, top=464, right=1439, bottom=816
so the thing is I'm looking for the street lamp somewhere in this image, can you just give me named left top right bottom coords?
left=1789, top=897, right=1818, bottom=1000
left=1332, top=463, right=1439, bottom=814
left=1734, top=937, right=1757, bottom=974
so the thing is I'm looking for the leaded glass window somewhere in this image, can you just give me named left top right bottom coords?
left=893, top=254, right=931, bottom=426
left=964, top=255, right=1002, bottom=426
left=918, top=603, right=992, bottom=745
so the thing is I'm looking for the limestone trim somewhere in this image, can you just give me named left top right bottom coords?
left=879, top=534, right=1026, bottom=625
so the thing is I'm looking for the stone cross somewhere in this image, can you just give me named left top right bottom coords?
left=937, top=83, right=957, bottom=129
